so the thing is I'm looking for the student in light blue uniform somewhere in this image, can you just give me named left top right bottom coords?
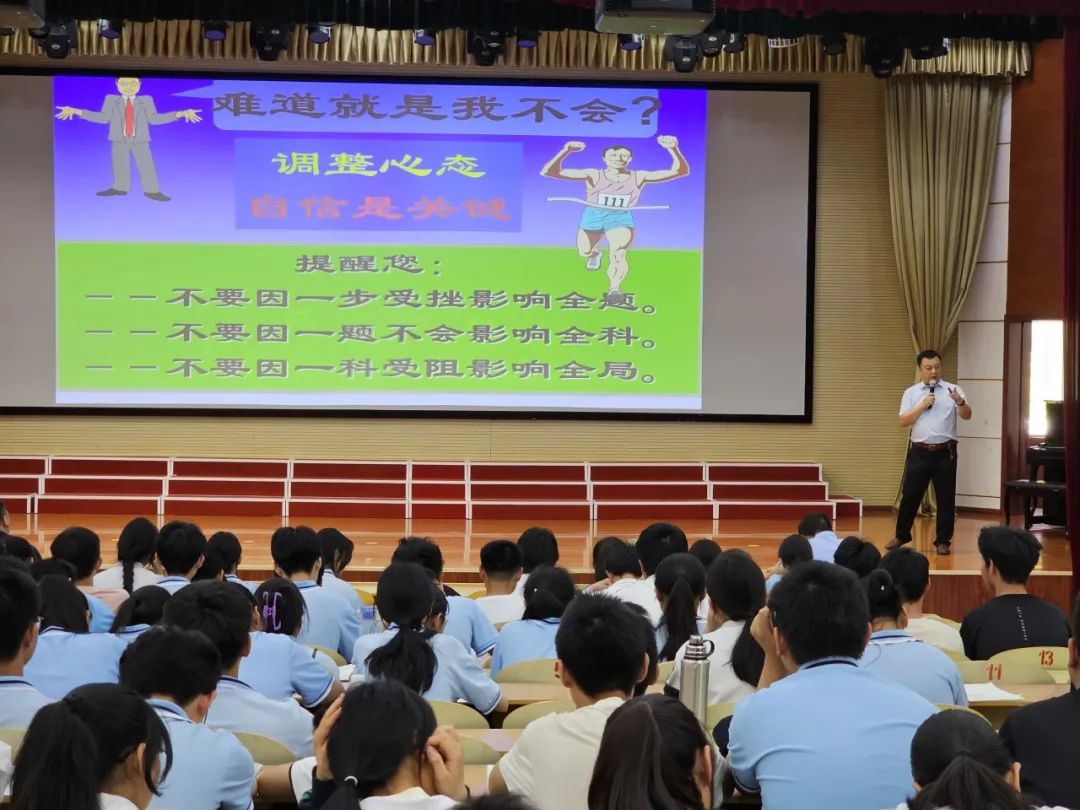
left=352, top=563, right=507, bottom=715
left=209, top=530, right=259, bottom=593
left=164, top=580, right=315, bottom=757
left=154, top=520, right=208, bottom=595
left=243, top=577, right=344, bottom=708
left=318, top=527, right=367, bottom=614
left=23, top=575, right=127, bottom=699
left=798, top=513, right=841, bottom=562
left=764, top=534, right=813, bottom=594
left=120, top=627, right=256, bottom=810
left=492, top=565, right=576, bottom=677
left=393, top=536, right=498, bottom=656
left=49, top=526, right=126, bottom=633
left=654, top=553, right=707, bottom=662
left=0, top=566, right=52, bottom=727
left=11, top=683, right=173, bottom=810
left=109, top=584, right=170, bottom=644
left=859, top=569, right=968, bottom=706
left=729, top=562, right=937, bottom=810
left=272, top=526, right=360, bottom=659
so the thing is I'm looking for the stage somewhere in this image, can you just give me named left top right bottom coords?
left=8, top=510, right=1072, bottom=622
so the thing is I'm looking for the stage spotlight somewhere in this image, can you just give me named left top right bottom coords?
left=722, top=31, right=746, bottom=54
left=516, top=28, right=539, bottom=48
left=307, top=23, right=332, bottom=44
left=251, top=22, right=293, bottom=61
left=863, top=37, right=904, bottom=78
left=821, top=31, right=847, bottom=56
left=617, top=32, right=643, bottom=51
left=203, top=20, right=228, bottom=41
left=414, top=27, right=436, bottom=46
left=98, top=18, right=122, bottom=39
left=41, top=20, right=74, bottom=59
left=665, top=35, right=701, bottom=73
left=907, top=36, right=949, bottom=60
left=698, top=29, right=723, bottom=58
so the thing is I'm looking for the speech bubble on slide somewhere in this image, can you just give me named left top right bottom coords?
left=175, top=80, right=662, bottom=137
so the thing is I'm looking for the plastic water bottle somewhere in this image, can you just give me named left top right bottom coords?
left=679, top=634, right=715, bottom=726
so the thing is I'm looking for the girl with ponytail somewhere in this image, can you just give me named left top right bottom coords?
left=352, top=563, right=507, bottom=715
left=898, top=709, right=1057, bottom=810
left=11, top=682, right=172, bottom=810
left=588, top=694, right=713, bottom=810
left=303, top=680, right=468, bottom=810
left=666, top=549, right=764, bottom=703
left=859, top=569, right=967, bottom=706
left=491, top=566, right=576, bottom=677
left=110, top=585, right=171, bottom=643
left=94, top=518, right=159, bottom=594
left=654, top=554, right=707, bottom=662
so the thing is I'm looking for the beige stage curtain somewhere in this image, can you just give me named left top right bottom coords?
left=0, top=23, right=1032, bottom=77
left=885, top=75, right=1006, bottom=513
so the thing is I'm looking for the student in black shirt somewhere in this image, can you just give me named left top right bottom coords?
left=960, top=526, right=1070, bottom=661
left=999, top=594, right=1080, bottom=809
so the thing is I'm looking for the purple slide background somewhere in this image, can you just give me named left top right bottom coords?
left=53, top=76, right=707, bottom=250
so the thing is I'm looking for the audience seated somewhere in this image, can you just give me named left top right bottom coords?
left=797, top=513, right=840, bottom=562
left=492, top=565, right=576, bottom=677
left=0, top=535, right=42, bottom=567
left=317, top=527, right=366, bottom=614
left=272, top=526, right=361, bottom=659
left=999, top=594, right=1080, bottom=809
left=590, top=536, right=626, bottom=583
left=516, top=527, right=560, bottom=594
left=765, top=534, right=812, bottom=593
left=623, top=602, right=660, bottom=697
left=858, top=570, right=967, bottom=706
left=489, top=594, right=649, bottom=810
left=109, top=585, right=171, bottom=643
left=10, top=683, right=171, bottom=810
left=23, top=575, right=127, bottom=699
left=896, top=709, right=1067, bottom=810
left=476, top=540, right=526, bottom=625
left=688, top=538, right=722, bottom=571
left=602, top=522, right=687, bottom=625
left=154, top=521, right=207, bottom=595
left=879, top=547, right=963, bottom=654
left=92, top=517, right=160, bottom=593
left=592, top=542, right=655, bottom=617
left=119, top=627, right=256, bottom=809
left=353, top=562, right=506, bottom=714
left=588, top=694, right=714, bottom=810
left=302, top=680, right=469, bottom=809
left=728, top=561, right=936, bottom=809
left=163, top=580, right=315, bottom=757
left=246, top=577, right=344, bottom=708
left=833, top=535, right=882, bottom=579
left=654, top=553, right=707, bottom=661
left=51, top=526, right=125, bottom=626
left=208, top=531, right=256, bottom=593
left=0, top=568, right=51, bottom=728
left=393, top=537, right=497, bottom=657
left=960, top=526, right=1070, bottom=661
left=667, top=549, right=763, bottom=705
left=193, top=545, right=226, bottom=582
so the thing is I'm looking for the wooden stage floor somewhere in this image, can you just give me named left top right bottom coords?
left=9, top=510, right=1070, bottom=578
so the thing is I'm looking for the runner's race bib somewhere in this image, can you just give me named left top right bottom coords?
left=596, top=193, right=632, bottom=209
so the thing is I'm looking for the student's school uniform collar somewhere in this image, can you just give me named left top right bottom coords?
left=148, top=698, right=193, bottom=722
left=294, top=580, right=318, bottom=590
left=99, top=793, right=140, bottom=810
left=869, top=630, right=914, bottom=641
left=39, top=626, right=71, bottom=636
left=0, top=676, right=35, bottom=687
left=797, top=656, right=859, bottom=672
left=225, top=573, right=245, bottom=584
left=218, top=675, right=255, bottom=691
left=118, top=623, right=150, bottom=636
left=157, top=575, right=189, bottom=583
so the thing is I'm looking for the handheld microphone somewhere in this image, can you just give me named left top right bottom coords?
left=928, top=380, right=938, bottom=409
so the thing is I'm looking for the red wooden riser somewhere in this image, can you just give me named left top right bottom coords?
left=44, top=477, right=164, bottom=496
left=164, top=498, right=284, bottom=517
left=711, top=482, right=829, bottom=500
left=593, top=483, right=710, bottom=500
left=290, top=481, right=407, bottom=499
left=172, top=461, right=289, bottom=479
left=591, top=465, right=705, bottom=482
left=0, top=459, right=47, bottom=475
left=413, top=464, right=467, bottom=481
left=0, top=495, right=34, bottom=513
left=0, top=477, right=41, bottom=494
left=715, top=502, right=837, bottom=521
left=292, top=462, right=407, bottom=480
left=470, top=465, right=587, bottom=482
left=471, top=503, right=592, bottom=521
left=471, top=483, right=589, bottom=501
left=52, top=459, right=168, bottom=476
left=37, top=496, right=160, bottom=515
left=168, top=479, right=287, bottom=498
left=709, top=465, right=821, bottom=482
left=412, top=483, right=467, bottom=500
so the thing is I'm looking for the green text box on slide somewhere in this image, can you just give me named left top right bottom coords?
left=57, top=243, right=701, bottom=398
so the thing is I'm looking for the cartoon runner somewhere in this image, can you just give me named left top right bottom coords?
left=541, top=136, right=690, bottom=305
left=55, top=77, right=202, bottom=202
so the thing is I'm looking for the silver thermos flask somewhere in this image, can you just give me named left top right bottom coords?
left=679, top=634, right=715, bottom=726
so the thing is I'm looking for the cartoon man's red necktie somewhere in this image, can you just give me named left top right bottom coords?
left=124, top=98, right=135, bottom=137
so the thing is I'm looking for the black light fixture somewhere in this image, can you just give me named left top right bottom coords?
left=699, top=29, right=723, bottom=58
left=516, top=27, right=539, bottom=48
left=307, top=23, right=332, bottom=44
left=414, top=27, right=436, bottom=46
left=665, top=35, right=701, bottom=73
left=41, top=19, right=75, bottom=59
left=97, top=18, right=122, bottom=39
left=251, top=22, right=293, bottom=61
left=722, top=31, right=746, bottom=54
left=0, top=27, right=16, bottom=36
left=203, top=20, right=228, bottom=41
left=863, top=36, right=904, bottom=78
left=617, top=32, right=643, bottom=51
left=479, top=28, right=506, bottom=52
left=469, top=30, right=499, bottom=66
left=821, top=31, right=847, bottom=56
left=907, top=36, right=949, bottom=60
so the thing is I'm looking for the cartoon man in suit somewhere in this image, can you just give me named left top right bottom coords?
left=56, top=77, right=202, bottom=202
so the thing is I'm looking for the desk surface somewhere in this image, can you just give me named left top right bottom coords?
left=970, top=682, right=1068, bottom=705
left=460, top=728, right=522, bottom=752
